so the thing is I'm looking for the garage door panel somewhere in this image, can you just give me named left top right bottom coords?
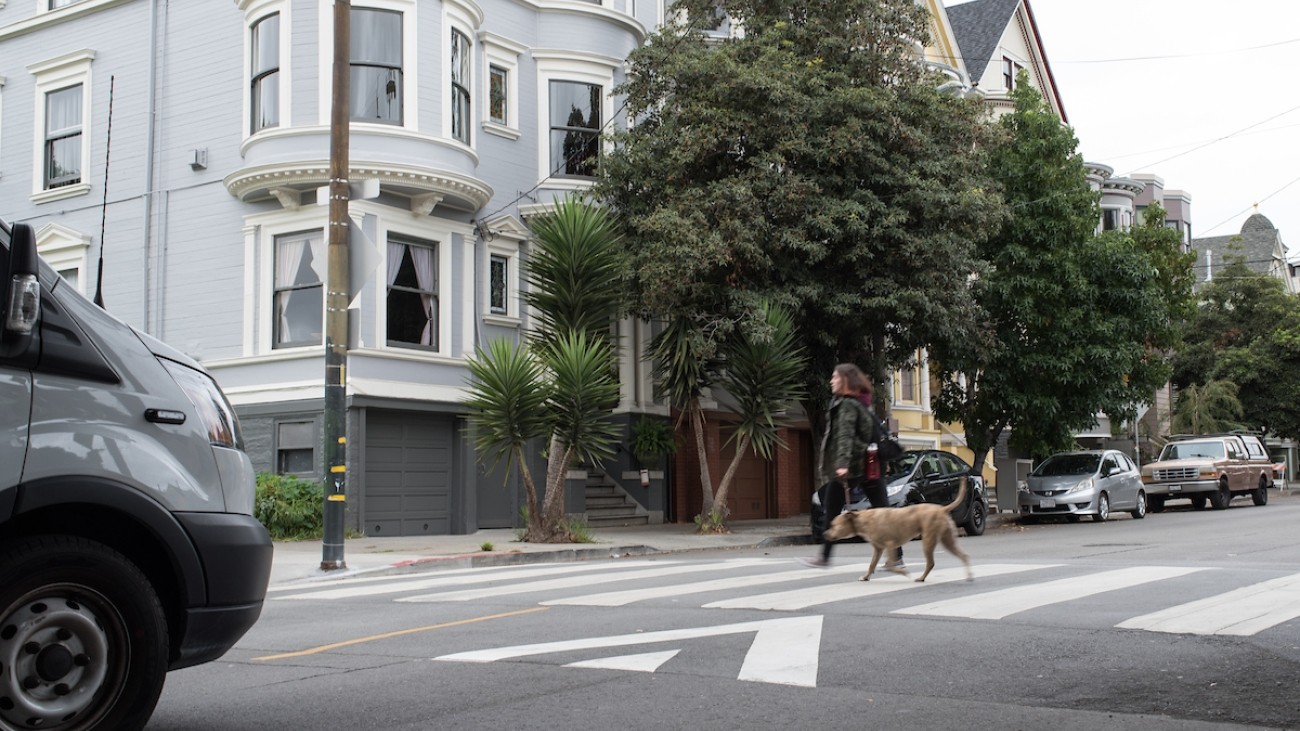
left=363, top=411, right=454, bottom=537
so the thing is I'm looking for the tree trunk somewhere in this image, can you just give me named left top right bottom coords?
left=515, top=443, right=540, bottom=536
left=532, top=433, right=573, bottom=542
left=691, top=403, right=715, bottom=519
left=705, top=432, right=750, bottom=532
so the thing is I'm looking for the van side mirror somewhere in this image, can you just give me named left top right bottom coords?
left=4, top=223, right=40, bottom=336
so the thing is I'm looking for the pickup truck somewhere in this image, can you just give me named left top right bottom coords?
left=1140, top=433, right=1273, bottom=512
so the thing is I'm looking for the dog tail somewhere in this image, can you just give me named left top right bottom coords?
left=945, top=476, right=968, bottom=514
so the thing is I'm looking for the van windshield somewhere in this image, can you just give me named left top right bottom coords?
left=1031, top=454, right=1099, bottom=477
left=1161, top=441, right=1225, bottom=460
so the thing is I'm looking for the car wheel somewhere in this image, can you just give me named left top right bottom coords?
left=1209, top=480, right=1231, bottom=510
left=963, top=500, right=987, bottom=537
left=1131, top=490, right=1147, bottom=519
left=1190, top=494, right=1207, bottom=510
left=0, top=535, right=168, bottom=731
left=1148, top=495, right=1165, bottom=513
left=1092, top=493, right=1110, bottom=522
left=1252, top=476, right=1269, bottom=506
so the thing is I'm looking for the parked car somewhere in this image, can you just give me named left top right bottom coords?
left=811, top=449, right=989, bottom=541
left=1018, top=449, right=1146, bottom=522
left=1140, top=433, right=1272, bottom=511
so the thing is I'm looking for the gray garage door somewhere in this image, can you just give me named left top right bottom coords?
left=363, top=410, right=453, bottom=536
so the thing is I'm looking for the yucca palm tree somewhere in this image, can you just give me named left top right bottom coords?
left=651, top=302, right=807, bottom=532
left=709, top=302, right=808, bottom=528
left=464, top=339, right=551, bottom=526
left=465, top=195, right=626, bottom=542
left=1171, top=380, right=1243, bottom=435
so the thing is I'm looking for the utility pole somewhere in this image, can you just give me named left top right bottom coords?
left=321, top=0, right=351, bottom=571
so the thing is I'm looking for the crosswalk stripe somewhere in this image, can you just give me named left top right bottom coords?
left=273, top=560, right=682, bottom=601
left=268, top=563, right=525, bottom=593
left=895, top=566, right=1206, bottom=620
left=1116, top=572, right=1300, bottom=635
left=542, top=563, right=873, bottom=607
left=397, top=558, right=775, bottom=603
left=703, top=563, right=1058, bottom=611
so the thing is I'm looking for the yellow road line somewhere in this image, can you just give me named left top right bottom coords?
left=254, top=606, right=549, bottom=661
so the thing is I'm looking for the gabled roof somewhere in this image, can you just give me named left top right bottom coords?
left=946, top=0, right=1020, bottom=82
left=945, top=0, right=1067, bottom=122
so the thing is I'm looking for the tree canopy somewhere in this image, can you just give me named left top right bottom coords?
left=1172, top=259, right=1300, bottom=439
left=932, top=79, right=1194, bottom=469
left=596, top=0, right=1004, bottom=409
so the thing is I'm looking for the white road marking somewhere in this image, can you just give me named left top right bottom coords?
left=565, top=650, right=680, bottom=673
left=397, top=558, right=775, bottom=603
left=704, top=563, right=1057, bottom=611
left=895, top=566, right=1206, bottom=620
left=1117, top=572, right=1300, bottom=635
left=542, top=563, right=873, bottom=607
left=273, top=560, right=681, bottom=600
left=435, top=615, right=825, bottom=687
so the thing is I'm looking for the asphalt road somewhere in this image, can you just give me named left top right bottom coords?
left=147, top=494, right=1300, bottom=731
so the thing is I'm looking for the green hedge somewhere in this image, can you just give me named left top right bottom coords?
left=255, top=473, right=323, bottom=541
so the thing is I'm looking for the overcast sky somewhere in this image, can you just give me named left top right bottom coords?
left=951, top=0, right=1300, bottom=257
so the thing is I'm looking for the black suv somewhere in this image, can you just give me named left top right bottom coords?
left=811, top=449, right=989, bottom=541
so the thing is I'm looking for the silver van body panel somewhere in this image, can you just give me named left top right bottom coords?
left=1, top=370, right=30, bottom=492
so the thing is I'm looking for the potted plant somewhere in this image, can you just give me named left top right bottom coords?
left=630, top=416, right=676, bottom=487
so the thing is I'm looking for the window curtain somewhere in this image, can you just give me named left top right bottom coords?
left=275, top=236, right=307, bottom=341
left=410, top=245, right=435, bottom=346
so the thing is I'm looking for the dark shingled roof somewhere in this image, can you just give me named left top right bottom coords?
left=1192, top=213, right=1284, bottom=278
left=946, top=0, right=1023, bottom=82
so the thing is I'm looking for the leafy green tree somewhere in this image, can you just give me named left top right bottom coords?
left=464, top=196, right=625, bottom=542
left=1171, top=380, right=1243, bottom=434
left=932, top=78, right=1184, bottom=470
left=597, top=0, right=1003, bottom=426
left=1174, top=260, right=1300, bottom=439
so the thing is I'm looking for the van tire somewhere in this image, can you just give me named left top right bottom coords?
left=0, top=535, right=168, bottom=731
left=1253, top=476, right=1269, bottom=506
left=1209, top=480, right=1231, bottom=510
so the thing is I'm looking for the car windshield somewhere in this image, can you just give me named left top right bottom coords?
left=1031, top=454, right=1100, bottom=477
left=885, top=452, right=919, bottom=480
left=1161, top=441, right=1225, bottom=460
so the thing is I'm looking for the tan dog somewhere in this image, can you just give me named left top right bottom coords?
left=824, top=477, right=974, bottom=583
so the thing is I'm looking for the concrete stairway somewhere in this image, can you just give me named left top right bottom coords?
left=584, top=470, right=650, bottom=527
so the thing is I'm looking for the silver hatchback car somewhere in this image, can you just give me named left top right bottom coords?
left=1018, top=449, right=1147, bottom=522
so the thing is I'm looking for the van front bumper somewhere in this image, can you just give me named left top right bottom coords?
left=1144, top=480, right=1217, bottom=496
left=171, top=512, right=273, bottom=670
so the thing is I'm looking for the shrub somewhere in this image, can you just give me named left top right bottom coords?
left=255, top=473, right=324, bottom=541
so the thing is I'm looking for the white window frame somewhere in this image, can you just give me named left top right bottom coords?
left=28, top=49, right=94, bottom=204
left=242, top=0, right=291, bottom=138
left=375, top=215, right=455, bottom=356
left=384, top=232, right=440, bottom=351
left=35, top=222, right=91, bottom=296
left=533, top=51, right=618, bottom=189
left=318, top=0, right=418, bottom=131
left=443, top=0, right=480, bottom=148
left=242, top=208, right=330, bottom=356
left=484, top=240, right=523, bottom=326
left=479, top=32, right=524, bottom=140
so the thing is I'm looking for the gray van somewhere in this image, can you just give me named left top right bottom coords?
left=1, top=221, right=273, bottom=730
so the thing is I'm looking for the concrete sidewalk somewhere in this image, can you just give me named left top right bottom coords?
left=269, top=516, right=822, bottom=586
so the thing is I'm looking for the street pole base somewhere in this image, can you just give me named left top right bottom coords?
left=320, top=560, right=348, bottom=571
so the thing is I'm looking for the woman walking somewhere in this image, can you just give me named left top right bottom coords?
left=800, top=363, right=904, bottom=570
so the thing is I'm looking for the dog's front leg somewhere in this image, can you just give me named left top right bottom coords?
left=860, top=546, right=884, bottom=581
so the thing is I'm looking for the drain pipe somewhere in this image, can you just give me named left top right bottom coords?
left=141, top=0, right=161, bottom=333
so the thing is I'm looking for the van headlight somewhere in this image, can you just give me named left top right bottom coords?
left=160, top=358, right=244, bottom=450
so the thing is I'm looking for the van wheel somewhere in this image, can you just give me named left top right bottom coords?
left=0, top=536, right=168, bottom=731
left=1209, top=481, right=1231, bottom=510
left=1092, top=493, right=1110, bottom=522
left=1190, top=494, right=1207, bottom=510
left=1253, top=476, right=1269, bottom=506
left=1130, top=490, right=1147, bottom=519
